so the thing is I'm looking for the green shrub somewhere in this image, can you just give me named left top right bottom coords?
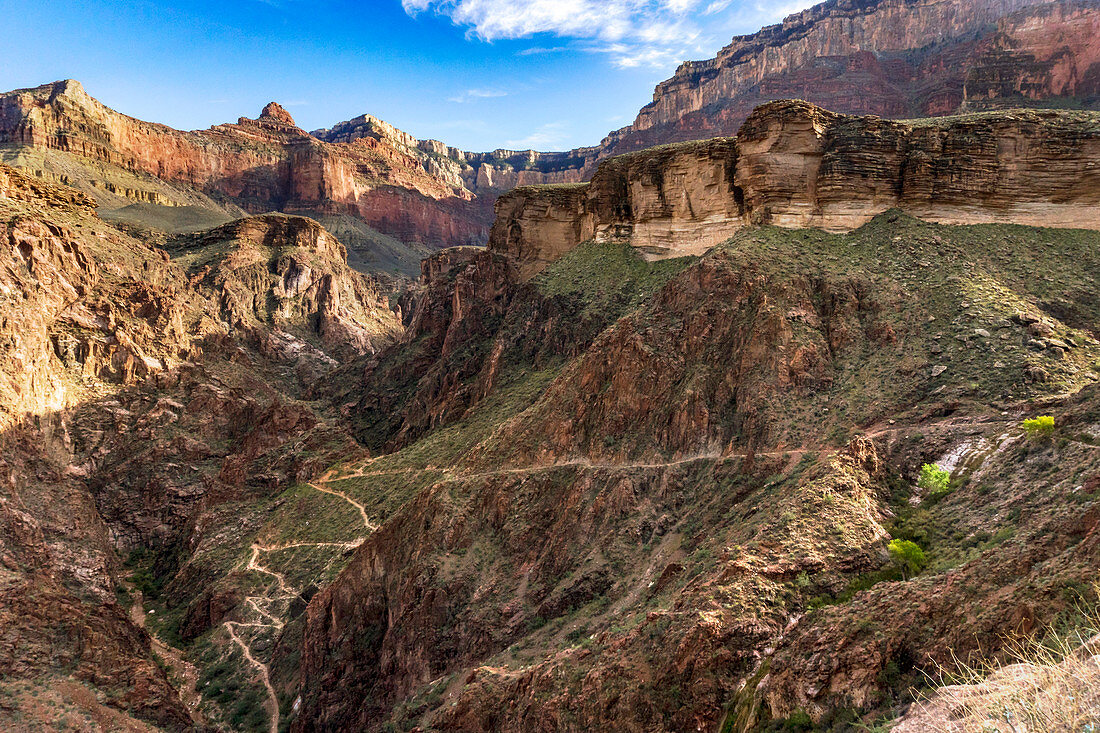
left=783, top=709, right=813, bottom=731
left=888, top=539, right=927, bottom=578
left=918, top=463, right=951, bottom=497
left=1023, top=415, right=1055, bottom=441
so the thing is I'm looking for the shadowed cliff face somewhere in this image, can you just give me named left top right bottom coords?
left=491, top=102, right=1100, bottom=274
left=0, top=164, right=402, bottom=730
left=600, top=0, right=1100, bottom=156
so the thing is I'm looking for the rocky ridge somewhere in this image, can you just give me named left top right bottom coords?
left=491, top=101, right=1100, bottom=276
left=0, top=80, right=594, bottom=273
left=0, top=162, right=400, bottom=730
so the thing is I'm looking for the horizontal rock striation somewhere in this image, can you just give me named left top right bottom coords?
left=0, top=81, right=598, bottom=255
left=490, top=101, right=1100, bottom=276
left=0, top=80, right=493, bottom=247
left=601, top=0, right=1100, bottom=155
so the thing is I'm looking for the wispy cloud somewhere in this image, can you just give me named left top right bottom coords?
left=448, top=88, right=509, bottom=103
left=517, top=46, right=570, bottom=57
left=504, top=121, right=570, bottom=149
left=402, top=0, right=817, bottom=70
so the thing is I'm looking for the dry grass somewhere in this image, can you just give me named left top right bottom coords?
left=898, top=606, right=1100, bottom=732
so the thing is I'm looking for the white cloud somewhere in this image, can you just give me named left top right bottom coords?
left=504, top=121, right=570, bottom=149
left=403, top=0, right=817, bottom=70
left=448, top=88, right=509, bottom=103
left=517, top=46, right=570, bottom=56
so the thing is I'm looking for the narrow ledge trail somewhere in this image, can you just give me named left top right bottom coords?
left=310, top=472, right=378, bottom=531
left=221, top=470, right=378, bottom=733
left=221, top=449, right=818, bottom=733
left=224, top=621, right=280, bottom=733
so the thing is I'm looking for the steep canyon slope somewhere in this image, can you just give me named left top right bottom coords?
left=292, top=210, right=1100, bottom=731
left=273, top=104, right=1100, bottom=731
left=4, top=70, right=1100, bottom=733
left=0, top=163, right=400, bottom=730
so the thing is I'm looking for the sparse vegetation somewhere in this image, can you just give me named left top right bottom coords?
left=917, top=463, right=951, bottom=498
left=888, top=539, right=927, bottom=579
left=534, top=239, right=695, bottom=320
left=1023, top=415, right=1056, bottom=442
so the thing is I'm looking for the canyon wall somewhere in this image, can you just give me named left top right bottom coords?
left=0, top=81, right=492, bottom=247
left=490, top=101, right=1100, bottom=276
left=0, top=80, right=594, bottom=258
left=4, top=0, right=1099, bottom=262
left=600, top=0, right=1100, bottom=155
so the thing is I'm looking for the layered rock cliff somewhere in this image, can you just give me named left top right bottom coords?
left=0, top=80, right=596, bottom=273
left=491, top=101, right=1100, bottom=275
left=0, top=81, right=492, bottom=248
left=601, top=0, right=1100, bottom=155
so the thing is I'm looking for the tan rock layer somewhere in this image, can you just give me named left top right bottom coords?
left=601, top=0, right=1100, bottom=155
left=490, top=101, right=1100, bottom=277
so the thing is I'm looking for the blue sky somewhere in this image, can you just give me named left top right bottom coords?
left=2, top=0, right=812, bottom=151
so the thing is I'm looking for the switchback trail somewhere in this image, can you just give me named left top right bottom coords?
left=224, top=621, right=280, bottom=733
left=310, top=474, right=377, bottom=531
left=220, top=469, right=380, bottom=733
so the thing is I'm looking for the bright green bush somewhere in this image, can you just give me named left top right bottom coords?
left=918, top=463, right=951, bottom=497
left=1023, top=415, right=1055, bottom=441
left=888, top=539, right=927, bottom=578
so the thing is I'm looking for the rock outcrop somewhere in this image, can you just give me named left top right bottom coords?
left=168, top=213, right=399, bottom=361
left=491, top=101, right=1100, bottom=275
left=600, top=0, right=1100, bottom=155
left=0, top=81, right=597, bottom=265
left=0, top=163, right=400, bottom=729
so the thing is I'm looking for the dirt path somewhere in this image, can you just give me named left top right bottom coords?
left=129, top=591, right=205, bottom=726
left=446, top=450, right=812, bottom=485
left=309, top=476, right=377, bottom=531
left=224, top=621, right=280, bottom=733
left=217, top=471, right=383, bottom=733
left=246, top=544, right=295, bottom=597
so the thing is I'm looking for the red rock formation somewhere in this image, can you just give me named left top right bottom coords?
left=0, top=81, right=597, bottom=253
left=293, top=208, right=1100, bottom=732
left=600, top=0, right=1100, bottom=155
left=0, top=80, right=489, bottom=247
